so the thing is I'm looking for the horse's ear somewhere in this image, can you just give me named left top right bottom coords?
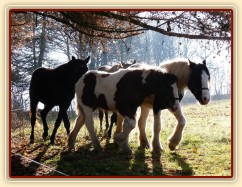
left=84, top=56, right=90, bottom=64
left=188, top=59, right=196, bottom=69
left=132, top=59, right=136, bottom=65
left=202, top=60, right=206, bottom=66
left=120, top=61, right=124, bottom=68
left=72, top=56, right=76, bottom=61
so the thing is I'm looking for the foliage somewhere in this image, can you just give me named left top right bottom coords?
left=10, top=10, right=231, bottom=110
left=10, top=99, right=231, bottom=177
left=34, top=11, right=231, bottom=41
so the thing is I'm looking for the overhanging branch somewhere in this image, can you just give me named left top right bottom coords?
left=95, top=11, right=231, bottom=41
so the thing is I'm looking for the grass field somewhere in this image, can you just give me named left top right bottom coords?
left=10, top=99, right=232, bottom=177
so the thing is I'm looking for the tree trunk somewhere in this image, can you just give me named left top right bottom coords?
left=32, top=14, right=37, bottom=69
left=37, top=16, right=47, bottom=68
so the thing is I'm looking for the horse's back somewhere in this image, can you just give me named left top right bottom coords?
left=76, top=69, right=147, bottom=111
left=98, top=65, right=112, bottom=72
left=30, top=67, right=74, bottom=105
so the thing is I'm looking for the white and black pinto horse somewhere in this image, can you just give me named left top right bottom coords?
left=68, top=66, right=180, bottom=152
left=97, top=60, right=136, bottom=136
left=114, top=59, right=210, bottom=151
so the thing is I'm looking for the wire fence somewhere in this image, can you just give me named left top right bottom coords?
left=10, top=113, right=70, bottom=177
left=14, top=153, right=69, bottom=176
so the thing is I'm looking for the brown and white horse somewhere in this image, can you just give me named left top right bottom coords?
left=68, top=66, right=180, bottom=152
left=98, top=60, right=136, bottom=73
left=114, top=59, right=210, bottom=151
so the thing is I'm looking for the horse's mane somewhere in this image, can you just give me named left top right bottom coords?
left=159, top=58, right=192, bottom=90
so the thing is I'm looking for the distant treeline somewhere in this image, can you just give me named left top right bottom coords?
left=181, top=94, right=231, bottom=105
left=11, top=94, right=231, bottom=130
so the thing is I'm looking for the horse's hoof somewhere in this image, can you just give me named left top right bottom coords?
left=113, top=136, right=124, bottom=147
left=66, top=130, right=70, bottom=136
left=42, top=133, right=48, bottom=141
left=67, top=138, right=75, bottom=151
left=168, top=144, right=176, bottom=151
left=167, top=137, right=180, bottom=151
left=140, top=142, right=150, bottom=149
left=50, top=142, right=55, bottom=146
left=30, top=140, right=34, bottom=145
left=152, top=146, right=164, bottom=153
left=152, top=143, right=164, bottom=152
left=167, top=139, right=177, bottom=151
left=67, top=146, right=75, bottom=152
left=50, top=139, right=55, bottom=145
left=94, top=146, right=103, bottom=153
left=152, top=142, right=164, bottom=152
left=121, top=145, right=132, bottom=155
left=113, top=132, right=126, bottom=142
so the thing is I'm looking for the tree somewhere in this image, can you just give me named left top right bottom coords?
left=33, top=11, right=231, bottom=41
left=10, top=10, right=232, bottom=110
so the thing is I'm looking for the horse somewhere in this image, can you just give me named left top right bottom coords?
left=29, top=56, right=90, bottom=145
left=98, top=60, right=136, bottom=72
left=114, top=59, right=210, bottom=151
left=67, top=65, right=180, bottom=153
left=97, top=60, right=136, bottom=137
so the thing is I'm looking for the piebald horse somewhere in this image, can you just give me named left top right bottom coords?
left=97, top=60, right=136, bottom=136
left=114, top=59, right=210, bottom=151
left=68, top=66, right=180, bottom=152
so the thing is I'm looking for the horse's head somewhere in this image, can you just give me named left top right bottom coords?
left=69, top=56, right=90, bottom=82
left=188, top=60, right=210, bottom=105
left=154, top=73, right=180, bottom=113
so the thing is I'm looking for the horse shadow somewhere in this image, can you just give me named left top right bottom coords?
left=54, top=143, right=166, bottom=176
left=151, top=150, right=165, bottom=175
left=54, top=142, right=132, bottom=176
left=170, top=152, right=194, bottom=176
left=11, top=140, right=193, bottom=177
left=11, top=143, right=50, bottom=176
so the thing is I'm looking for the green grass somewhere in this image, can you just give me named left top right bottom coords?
left=10, top=99, right=232, bottom=177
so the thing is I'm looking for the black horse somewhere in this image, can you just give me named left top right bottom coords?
left=29, top=56, right=90, bottom=144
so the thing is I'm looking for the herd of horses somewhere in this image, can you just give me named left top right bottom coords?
left=29, top=56, right=210, bottom=153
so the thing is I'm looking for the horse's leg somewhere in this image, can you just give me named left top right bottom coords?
left=62, top=111, right=70, bottom=136
left=138, top=105, right=150, bottom=148
left=84, top=108, right=102, bottom=151
left=108, top=112, right=117, bottom=138
left=114, top=116, right=136, bottom=153
left=50, top=106, right=66, bottom=145
left=98, top=109, right=103, bottom=132
left=40, top=105, right=54, bottom=141
left=113, top=113, right=124, bottom=136
left=30, top=100, right=38, bottom=144
left=151, top=110, right=164, bottom=152
left=104, top=111, right=109, bottom=131
left=167, top=106, right=186, bottom=151
left=68, top=110, right=85, bottom=151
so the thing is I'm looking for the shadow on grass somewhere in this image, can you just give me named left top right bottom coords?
left=151, top=151, right=165, bottom=175
left=54, top=143, right=168, bottom=177
left=170, top=152, right=194, bottom=176
left=10, top=137, right=192, bottom=177
left=54, top=142, right=132, bottom=176
left=129, top=147, right=149, bottom=175
left=11, top=143, right=50, bottom=176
